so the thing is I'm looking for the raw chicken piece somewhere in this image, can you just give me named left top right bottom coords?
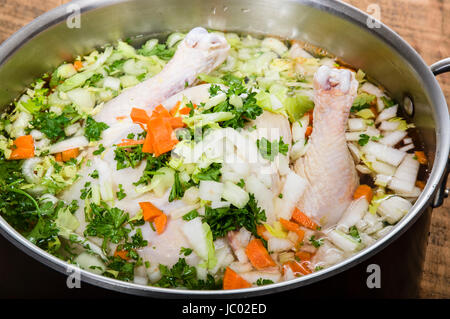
left=60, top=28, right=230, bottom=267
left=94, top=27, right=229, bottom=126
left=295, top=66, right=359, bottom=228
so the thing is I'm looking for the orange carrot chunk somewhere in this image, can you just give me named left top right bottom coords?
left=414, top=151, right=427, bottom=165
left=168, top=117, right=185, bottom=129
left=154, top=213, right=167, bottom=234
left=61, top=148, right=79, bottom=162
left=295, top=251, right=312, bottom=261
left=415, top=180, right=426, bottom=190
left=245, top=238, right=276, bottom=269
left=305, top=126, right=313, bottom=138
left=142, top=129, right=154, bottom=154
left=9, top=135, right=34, bottom=160
left=353, top=184, right=373, bottom=203
left=223, top=267, right=252, bottom=290
left=114, top=249, right=130, bottom=261
left=55, top=153, right=63, bottom=162
left=169, top=101, right=182, bottom=117
left=130, top=108, right=150, bottom=124
left=73, top=60, right=83, bottom=71
left=139, top=202, right=163, bottom=222
left=283, top=260, right=312, bottom=276
left=148, top=117, right=178, bottom=156
left=152, top=104, right=171, bottom=119
left=257, top=225, right=269, bottom=241
left=279, top=218, right=305, bottom=243
left=291, top=208, right=319, bottom=230
left=116, top=139, right=145, bottom=147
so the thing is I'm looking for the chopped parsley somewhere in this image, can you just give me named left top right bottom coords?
left=180, top=247, right=193, bottom=256
left=93, top=144, right=105, bottom=155
left=154, top=258, right=221, bottom=289
left=255, top=278, right=274, bottom=286
left=116, top=184, right=126, bottom=200
left=192, top=163, right=222, bottom=182
left=348, top=226, right=361, bottom=243
left=309, top=235, right=324, bottom=248
left=182, top=210, right=200, bottom=221
left=257, top=137, right=289, bottom=161
left=84, top=116, right=109, bottom=142
left=202, top=193, right=266, bottom=240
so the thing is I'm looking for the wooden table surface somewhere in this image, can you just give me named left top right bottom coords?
left=0, top=0, right=448, bottom=298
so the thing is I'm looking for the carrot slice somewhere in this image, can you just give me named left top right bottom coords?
left=257, top=225, right=269, bottom=241
left=169, top=101, right=181, bottom=117
left=291, top=208, right=319, bottom=230
left=353, top=184, right=373, bottom=203
left=9, top=135, right=34, bottom=160
left=178, top=107, right=191, bottom=115
left=279, top=218, right=305, bottom=243
left=116, top=115, right=128, bottom=121
left=245, top=238, right=276, bottom=269
left=116, top=139, right=145, bottom=147
left=61, top=148, right=79, bottom=162
left=306, top=109, right=314, bottom=124
left=152, top=104, right=171, bottom=119
left=148, top=117, right=178, bottom=156
left=223, top=267, right=252, bottom=290
left=168, top=117, right=185, bottom=129
left=415, top=180, right=426, bottom=190
left=131, top=108, right=150, bottom=124
left=295, top=251, right=312, bottom=261
left=305, top=126, right=313, bottom=138
left=139, top=202, right=163, bottom=222
left=14, top=135, right=34, bottom=149
left=414, top=151, right=427, bottom=165
left=154, top=213, right=167, bottom=234
left=55, top=153, right=63, bottom=162
left=9, top=148, right=34, bottom=160
left=114, top=249, right=130, bottom=261
left=282, top=260, right=312, bottom=276
left=73, top=60, right=83, bottom=71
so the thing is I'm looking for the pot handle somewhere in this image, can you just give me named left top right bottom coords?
left=431, top=58, right=450, bottom=75
left=432, top=158, right=449, bottom=208
left=430, top=58, right=450, bottom=207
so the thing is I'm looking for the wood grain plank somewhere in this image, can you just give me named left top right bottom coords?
left=0, top=0, right=448, bottom=298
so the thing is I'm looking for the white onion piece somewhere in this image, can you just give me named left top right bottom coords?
left=49, top=135, right=89, bottom=154
left=348, top=118, right=367, bottom=131
left=395, top=186, right=422, bottom=198
left=362, top=141, right=406, bottom=167
left=361, top=82, right=384, bottom=98
left=403, top=137, right=413, bottom=144
left=210, top=201, right=231, bottom=209
left=64, top=122, right=81, bottom=137
left=30, top=129, right=44, bottom=140
left=399, top=144, right=415, bottom=152
left=327, top=230, right=361, bottom=252
left=239, top=270, right=281, bottom=285
left=345, top=132, right=361, bottom=141
left=377, top=196, right=412, bottom=224
left=356, top=164, right=371, bottom=174
left=312, top=242, right=344, bottom=268
left=277, top=171, right=308, bottom=220
left=388, top=154, right=419, bottom=193
left=379, top=131, right=407, bottom=146
left=347, top=142, right=361, bottom=163
left=337, top=197, right=369, bottom=233
left=374, top=174, right=392, bottom=187
left=371, top=160, right=396, bottom=176
left=229, top=262, right=253, bottom=273
left=22, top=157, right=43, bottom=184
left=379, top=121, right=400, bottom=131
left=245, top=175, right=275, bottom=223
left=133, top=276, right=148, bottom=285
left=103, top=76, right=121, bottom=91
left=199, top=180, right=223, bottom=202
left=268, top=237, right=294, bottom=252
left=376, top=105, right=398, bottom=123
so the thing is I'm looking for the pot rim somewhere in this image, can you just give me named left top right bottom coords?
left=0, top=0, right=448, bottom=298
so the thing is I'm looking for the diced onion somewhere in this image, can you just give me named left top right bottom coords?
left=49, top=135, right=89, bottom=154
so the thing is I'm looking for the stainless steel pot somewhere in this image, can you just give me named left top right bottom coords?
left=0, top=0, right=448, bottom=298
